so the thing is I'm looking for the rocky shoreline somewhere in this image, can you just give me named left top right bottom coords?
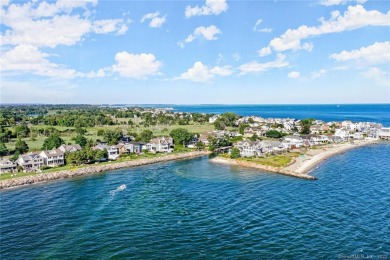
left=210, top=157, right=317, bottom=180
left=0, top=151, right=210, bottom=190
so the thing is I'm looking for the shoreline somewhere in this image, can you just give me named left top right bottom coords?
left=211, top=138, right=380, bottom=180
left=0, top=151, right=210, bottom=190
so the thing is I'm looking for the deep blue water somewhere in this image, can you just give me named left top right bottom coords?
left=170, top=104, right=390, bottom=126
left=1, top=143, right=389, bottom=259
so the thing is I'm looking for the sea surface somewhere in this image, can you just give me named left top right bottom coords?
left=169, top=104, right=390, bottom=126
left=1, top=143, right=389, bottom=259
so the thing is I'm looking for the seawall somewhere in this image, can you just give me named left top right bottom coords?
left=0, top=151, right=210, bottom=190
left=210, top=157, right=317, bottom=180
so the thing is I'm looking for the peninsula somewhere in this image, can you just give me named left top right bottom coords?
left=0, top=104, right=389, bottom=187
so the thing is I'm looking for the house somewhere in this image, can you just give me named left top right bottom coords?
left=58, top=144, right=82, bottom=153
left=16, top=153, right=44, bottom=171
left=351, top=132, right=363, bottom=140
left=0, top=158, right=17, bottom=173
left=199, top=132, right=212, bottom=145
left=334, top=129, right=348, bottom=141
left=209, top=115, right=220, bottom=123
left=378, top=128, right=390, bottom=140
left=94, top=144, right=120, bottom=160
left=263, top=141, right=288, bottom=153
left=121, top=135, right=135, bottom=142
left=121, top=142, right=145, bottom=154
left=40, top=149, right=65, bottom=167
left=328, top=136, right=343, bottom=143
left=235, top=140, right=262, bottom=157
left=283, top=135, right=304, bottom=148
left=145, top=137, right=174, bottom=153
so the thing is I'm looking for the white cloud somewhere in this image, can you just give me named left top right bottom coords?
left=92, top=19, right=128, bottom=35
left=177, top=62, right=232, bottom=82
left=362, top=67, right=389, bottom=86
left=262, top=5, right=390, bottom=53
left=288, top=71, right=300, bottom=78
left=239, top=54, right=289, bottom=75
left=0, top=1, right=128, bottom=48
left=140, top=12, right=167, bottom=28
left=232, top=53, right=241, bottom=61
left=319, top=0, right=366, bottom=6
left=0, top=44, right=77, bottom=78
left=178, top=25, right=221, bottom=48
left=311, top=69, right=327, bottom=78
left=259, top=47, right=272, bottom=57
left=185, top=0, right=228, bottom=18
left=112, top=52, right=162, bottom=78
left=330, top=41, right=390, bottom=64
left=253, top=19, right=273, bottom=33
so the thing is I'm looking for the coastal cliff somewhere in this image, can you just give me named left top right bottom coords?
left=0, top=151, right=210, bottom=190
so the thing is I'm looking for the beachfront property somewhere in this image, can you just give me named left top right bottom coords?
left=235, top=140, right=262, bottom=157
left=378, top=128, right=390, bottom=140
left=208, top=115, right=220, bottom=123
left=334, top=129, right=349, bottom=141
left=0, top=158, right=17, bottom=174
left=145, top=136, right=174, bottom=153
left=16, top=153, right=45, bottom=172
left=40, top=149, right=65, bottom=167
left=283, top=135, right=304, bottom=148
left=119, top=141, right=145, bottom=154
left=94, top=144, right=120, bottom=160
left=58, top=144, right=82, bottom=153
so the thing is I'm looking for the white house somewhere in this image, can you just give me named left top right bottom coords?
left=16, top=153, right=45, bottom=171
left=209, top=115, right=220, bottom=123
left=40, top=149, right=65, bottom=167
left=378, top=128, right=390, bottom=140
left=334, top=129, right=348, bottom=141
left=58, top=144, right=82, bottom=153
left=235, top=140, right=262, bottom=157
left=94, top=144, right=120, bottom=160
left=0, top=158, right=17, bottom=173
left=283, top=135, right=304, bottom=148
left=145, top=137, right=174, bottom=153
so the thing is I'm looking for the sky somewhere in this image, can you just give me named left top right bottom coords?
left=0, top=0, right=389, bottom=104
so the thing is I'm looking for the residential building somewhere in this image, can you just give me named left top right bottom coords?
left=378, top=128, right=390, bottom=140
left=16, top=153, right=44, bottom=171
left=40, top=149, right=65, bottom=167
left=145, top=137, right=174, bottom=153
left=0, top=158, right=17, bottom=173
left=94, top=144, right=120, bottom=160
left=58, top=144, right=82, bottom=153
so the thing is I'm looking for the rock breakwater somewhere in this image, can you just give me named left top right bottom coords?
left=0, top=151, right=210, bottom=190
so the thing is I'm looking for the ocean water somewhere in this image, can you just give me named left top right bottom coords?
left=170, top=104, right=390, bottom=126
left=1, top=143, right=389, bottom=259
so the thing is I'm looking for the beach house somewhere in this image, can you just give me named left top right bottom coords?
left=40, top=149, right=65, bottom=167
left=0, top=158, right=17, bottom=174
left=16, top=153, right=45, bottom=171
left=145, top=137, right=174, bottom=153
left=58, top=144, right=82, bottom=153
left=94, top=144, right=120, bottom=160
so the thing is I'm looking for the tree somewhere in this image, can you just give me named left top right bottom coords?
left=137, top=130, right=154, bottom=142
left=42, top=133, right=64, bottom=150
left=220, top=112, right=239, bottom=127
left=300, top=118, right=314, bottom=135
left=208, top=137, right=232, bottom=152
left=15, top=123, right=30, bottom=138
left=230, top=148, right=241, bottom=159
left=170, top=128, right=192, bottom=146
left=0, top=142, right=9, bottom=156
left=250, top=133, right=259, bottom=141
left=213, top=120, right=226, bottom=130
left=95, top=149, right=108, bottom=161
left=195, top=141, right=205, bottom=150
left=97, top=129, right=105, bottom=136
left=75, top=127, right=87, bottom=135
left=15, top=138, right=29, bottom=154
left=74, top=134, right=87, bottom=147
left=239, top=124, right=249, bottom=135
left=265, top=130, right=282, bottom=139
left=103, top=129, right=122, bottom=145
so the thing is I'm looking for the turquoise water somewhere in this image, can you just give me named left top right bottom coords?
left=1, top=143, right=389, bottom=259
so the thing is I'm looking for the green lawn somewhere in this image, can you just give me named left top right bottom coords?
left=240, top=152, right=301, bottom=168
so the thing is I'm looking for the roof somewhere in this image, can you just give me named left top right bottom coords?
left=59, top=144, right=82, bottom=152
left=41, top=149, right=64, bottom=157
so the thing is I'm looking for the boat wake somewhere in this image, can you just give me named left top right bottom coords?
left=110, top=184, right=127, bottom=196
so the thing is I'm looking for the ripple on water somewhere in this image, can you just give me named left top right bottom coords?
left=1, top=143, right=389, bottom=259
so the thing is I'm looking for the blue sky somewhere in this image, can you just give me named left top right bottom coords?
left=1, top=0, right=389, bottom=104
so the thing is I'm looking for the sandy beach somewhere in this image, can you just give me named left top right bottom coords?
left=211, top=138, right=380, bottom=180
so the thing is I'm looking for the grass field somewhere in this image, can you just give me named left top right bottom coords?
left=240, top=152, right=301, bottom=168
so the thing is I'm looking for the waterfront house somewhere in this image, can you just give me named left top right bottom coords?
left=283, top=135, right=304, bottom=148
left=94, top=144, right=120, bottom=160
left=209, top=115, right=220, bottom=123
left=0, top=158, right=17, bottom=174
left=334, top=129, right=348, bottom=141
left=145, top=137, right=174, bottom=153
left=235, top=140, right=262, bottom=157
left=351, top=132, right=364, bottom=140
left=58, top=144, right=82, bottom=153
left=121, top=141, right=145, bottom=154
left=40, top=149, right=65, bottom=167
left=328, top=136, right=343, bottom=143
left=199, top=132, right=212, bottom=145
left=16, top=153, right=44, bottom=172
left=378, top=128, right=390, bottom=140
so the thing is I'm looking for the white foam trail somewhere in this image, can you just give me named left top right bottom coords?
left=110, top=184, right=127, bottom=196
